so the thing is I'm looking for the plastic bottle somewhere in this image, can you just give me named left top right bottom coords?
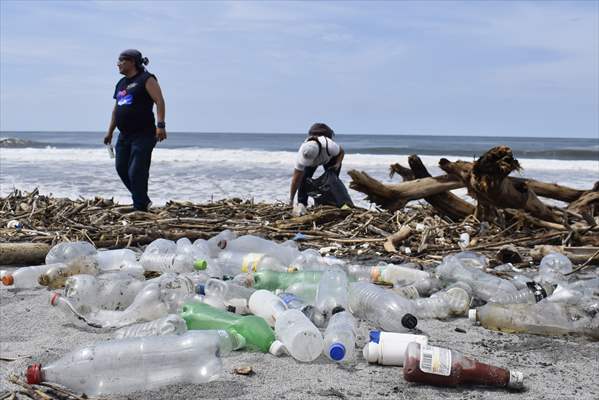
left=63, top=274, right=145, bottom=312
left=113, top=314, right=188, bottom=339
left=323, top=311, right=356, bottom=363
left=205, top=229, right=237, bottom=256
left=346, top=264, right=372, bottom=281
left=95, top=249, right=137, bottom=271
left=249, top=270, right=323, bottom=291
left=315, top=269, right=349, bottom=317
left=222, top=235, right=300, bottom=266
left=469, top=302, right=599, bottom=339
left=535, top=252, right=573, bottom=285
left=1, top=264, right=62, bottom=288
left=348, top=282, right=418, bottom=332
left=271, top=309, right=324, bottom=362
left=436, top=255, right=517, bottom=301
left=370, top=263, right=431, bottom=285
left=181, top=301, right=274, bottom=352
left=545, top=278, right=599, bottom=305
left=45, top=241, right=96, bottom=265
left=25, top=331, right=234, bottom=395
left=203, top=278, right=255, bottom=314
left=363, top=331, right=428, bottom=366
left=488, top=281, right=555, bottom=304
left=139, top=252, right=203, bottom=273
left=278, top=292, right=325, bottom=327
left=413, top=287, right=471, bottom=319
left=214, top=251, right=290, bottom=275
left=403, top=342, right=524, bottom=389
left=284, top=281, right=318, bottom=303
left=248, top=289, right=288, bottom=326
left=38, top=256, right=100, bottom=289
left=393, top=276, right=443, bottom=298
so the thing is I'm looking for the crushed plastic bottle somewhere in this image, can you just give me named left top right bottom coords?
left=113, top=314, right=188, bottom=339
left=248, top=289, right=288, bottom=326
left=315, top=269, right=349, bottom=317
left=469, top=302, right=599, bottom=339
left=412, top=287, right=471, bottom=319
left=63, top=274, right=145, bottom=312
left=39, top=256, right=100, bottom=289
left=271, top=309, right=324, bottom=362
left=278, top=292, right=325, bottom=327
left=403, top=342, right=524, bottom=389
left=45, top=241, right=96, bottom=265
left=1, top=264, right=62, bottom=288
left=25, top=331, right=234, bottom=395
left=323, top=311, right=356, bottom=363
left=181, top=301, right=274, bottom=352
left=349, top=282, right=418, bottom=332
left=488, top=281, right=555, bottom=304
left=363, top=331, right=428, bottom=366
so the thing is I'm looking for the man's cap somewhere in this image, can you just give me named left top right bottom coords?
left=309, top=123, right=334, bottom=138
left=298, top=140, right=321, bottom=165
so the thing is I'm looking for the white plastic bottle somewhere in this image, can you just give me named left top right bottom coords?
left=323, top=311, right=356, bottom=363
left=362, top=331, right=428, bottom=366
left=348, top=282, right=418, bottom=332
left=271, top=309, right=324, bottom=362
left=25, top=331, right=234, bottom=395
left=248, top=289, right=287, bottom=326
left=315, top=269, right=349, bottom=317
left=223, top=235, right=300, bottom=266
left=205, top=229, right=237, bottom=255
left=488, top=281, right=555, bottom=304
left=45, top=241, right=96, bottom=264
left=113, top=314, right=188, bottom=339
left=1, top=264, right=62, bottom=288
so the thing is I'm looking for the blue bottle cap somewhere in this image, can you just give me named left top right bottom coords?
left=196, top=284, right=205, bottom=296
left=329, top=343, right=346, bottom=361
left=369, top=330, right=381, bottom=343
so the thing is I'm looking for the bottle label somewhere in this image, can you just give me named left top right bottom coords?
left=526, top=281, right=548, bottom=302
left=279, top=293, right=298, bottom=305
left=241, top=253, right=264, bottom=272
left=419, top=344, right=452, bottom=376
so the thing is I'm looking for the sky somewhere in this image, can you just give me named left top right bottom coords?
left=0, top=0, right=598, bottom=138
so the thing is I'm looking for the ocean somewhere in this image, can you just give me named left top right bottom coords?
left=1, top=132, right=597, bottom=208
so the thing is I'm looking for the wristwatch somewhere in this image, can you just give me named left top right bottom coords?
left=157, top=121, right=166, bottom=129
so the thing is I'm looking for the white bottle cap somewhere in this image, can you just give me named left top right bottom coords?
left=507, top=370, right=524, bottom=390
left=269, top=340, right=287, bottom=357
left=468, top=309, right=477, bottom=322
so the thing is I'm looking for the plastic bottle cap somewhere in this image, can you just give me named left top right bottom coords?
left=508, top=370, right=524, bottom=390
left=26, top=363, right=42, bottom=384
left=369, top=330, right=381, bottom=344
left=363, top=342, right=379, bottom=363
left=401, top=313, right=418, bottom=329
left=193, top=260, right=208, bottom=271
left=468, top=309, right=477, bottom=322
left=1, top=274, right=14, bottom=286
left=269, top=340, right=286, bottom=356
left=50, top=292, right=60, bottom=306
left=329, top=343, right=346, bottom=361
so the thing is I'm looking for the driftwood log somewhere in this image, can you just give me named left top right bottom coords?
left=0, top=242, right=50, bottom=265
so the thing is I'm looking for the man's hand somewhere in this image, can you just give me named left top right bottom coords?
left=156, top=127, right=167, bottom=142
left=103, top=132, right=113, bottom=145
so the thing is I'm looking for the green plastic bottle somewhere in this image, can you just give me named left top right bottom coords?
left=251, top=270, right=324, bottom=291
left=180, top=302, right=275, bottom=353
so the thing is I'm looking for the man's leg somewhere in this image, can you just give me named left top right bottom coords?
left=115, top=133, right=132, bottom=191
left=128, top=134, right=156, bottom=211
left=297, top=166, right=317, bottom=206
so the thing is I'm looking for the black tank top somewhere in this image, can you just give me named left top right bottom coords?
left=113, top=70, right=156, bottom=134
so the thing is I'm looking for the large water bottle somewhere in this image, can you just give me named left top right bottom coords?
left=488, top=281, right=555, bottom=304
left=39, top=256, right=100, bottom=289
left=113, top=314, right=188, bottom=339
left=271, top=309, right=324, bottom=362
left=25, top=331, right=233, bottom=395
left=45, top=241, right=96, bottom=265
left=1, top=264, right=62, bottom=288
left=63, top=274, right=145, bottom=312
left=323, top=311, right=356, bottom=363
left=248, top=289, right=288, bottom=326
left=349, top=282, right=418, bottom=332
left=315, top=269, right=349, bottom=317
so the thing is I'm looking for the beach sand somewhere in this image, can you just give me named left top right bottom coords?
left=1, top=284, right=598, bottom=400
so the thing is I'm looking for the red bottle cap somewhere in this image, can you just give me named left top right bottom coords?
left=2, top=275, right=14, bottom=286
left=50, top=292, right=60, bottom=306
left=26, top=363, right=43, bottom=384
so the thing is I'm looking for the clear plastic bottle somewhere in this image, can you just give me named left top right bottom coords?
left=1, top=264, right=62, bottom=288
left=113, top=314, right=188, bottom=339
left=315, top=269, right=349, bottom=317
left=95, top=249, right=137, bottom=271
left=370, top=263, right=431, bottom=285
left=222, top=235, right=300, bottom=266
left=393, top=275, right=443, bottom=298
left=403, top=342, right=524, bottom=389
left=346, top=264, right=372, bottom=281
left=271, top=309, right=324, bottom=362
left=285, top=281, right=318, bottom=303
left=248, top=289, right=287, bottom=326
left=436, top=255, right=517, bottom=301
left=215, top=251, right=289, bottom=275
left=323, top=311, right=356, bottom=363
left=139, top=252, right=202, bottom=273
left=205, top=229, right=237, bottom=256
left=278, top=292, right=325, bottom=327
left=39, top=256, right=100, bottom=289
left=203, top=278, right=255, bottom=314
left=362, top=331, right=428, bottom=366
left=488, top=281, right=555, bottom=304
left=413, top=287, right=471, bottom=319
left=45, top=241, right=96, bottom=265
left=469, top=302, right=599, bottom=339
left=63, top=274, right=145, bottom=312
left=25, top=331, right=233, bottom=395
left=545, top=278, right=599, bottom=305
left=348, top=282, right=418, bottom=332
left=249, top=270, right=323, bottom=291
left=535, top=252, right=573, bottom=285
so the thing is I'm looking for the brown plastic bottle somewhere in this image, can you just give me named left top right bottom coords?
left=403, top=342, right=524, bottom=389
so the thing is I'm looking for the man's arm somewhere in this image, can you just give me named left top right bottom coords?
left=103, top=103, right=117, bottom=145
left=330, top=146, right=344, bottom=171
left=289, top=169, right=304, bottom=206
left=145, top=77, right=167, bottom=141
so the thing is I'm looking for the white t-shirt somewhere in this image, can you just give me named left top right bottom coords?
left=295, top=136, right=341, bottom=171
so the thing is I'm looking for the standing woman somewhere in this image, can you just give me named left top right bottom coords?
left=103, top=49, right=166, bottom=211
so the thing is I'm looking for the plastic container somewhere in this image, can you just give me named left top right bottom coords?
left=205, top=229, right=237, bottom=256
left=113, top=314, right=188, bottom=339
left=45, top=241, right=96, bottom=264
left=63, top=274, right=145, bottom=312
left=272, top=309, right=324, bottom=362
left=203, top=278, right=255, bottom=314
left=249, top=270, right=323, bottom=291
left=363, top=331, right=428, bottom=366
left=403, top=342, right=524, bottom=389
left=323, top=311, right=356, bottom=363
left=285, top=281, right=318, bottom=303
left=181, top=301, right=274, bottom=352
left=139, top=252, right=202, bottom=273
left=488, top=281, right=555, bottom=304
left=349, top=282, right=418, bottom=332
left=278, top=292, right=325, bottom=327
left=535, top=252, right=573, bottom=285
left=315, top=269, right=349, bottom=317
left=39, top=256, right=100, bottom=289
left=214, top=251, right=289, bottom=276
left=222, top=235, right=300, bottom=266
left=1, top=264, right=61, bottom=288
left=545, top=278, right=599, bottom=305
left=95, top=249, right=137, bottom=271
left=248, top=289, right=288, bottom=326
left=394, top=276, right=443, bottom=297
left=370, top=263, right=430, bottom=285
left=413, top=287, right=471, bottom=319
left=25, top=331, right=234, bottom=395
